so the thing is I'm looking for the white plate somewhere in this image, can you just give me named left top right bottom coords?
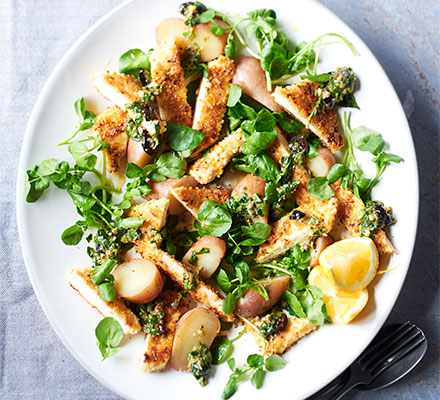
left=16, top=0, right=418, bottom=399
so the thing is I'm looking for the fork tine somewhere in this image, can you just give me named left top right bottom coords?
left=371, top=334, right=426, bottom=377
left=360, top=322, right=415, bottom=366
left=359, top=322, right=412, bottom=364
left=364, top=326, right=422, bottom=371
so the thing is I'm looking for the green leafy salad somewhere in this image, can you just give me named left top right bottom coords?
left=24, top=2, right=402, bottom=398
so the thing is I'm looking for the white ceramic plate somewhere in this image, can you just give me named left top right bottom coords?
left=16, top=0, right=418, bottom=399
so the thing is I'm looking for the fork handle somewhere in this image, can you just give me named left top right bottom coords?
left=331, top=374, right=361, bottom=400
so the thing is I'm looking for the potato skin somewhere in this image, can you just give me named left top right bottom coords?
left=126, top=138, right=154, bottom=168
left=231, top=174, right=266, bottom=198
left=113, top=259, right=164, bottom=304
left=235, top=276, right=290, bottom=318
left=170, top=307, right=220, bottom=370
left=310, top=236, right=334, bottom=267
left=306, top=147, right=335, bottom=177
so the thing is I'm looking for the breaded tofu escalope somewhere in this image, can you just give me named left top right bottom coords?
left=170, top=186, right=231, bottom=218
left=332, top=181, right=396, bottom=254
left=150, top=40, right=192, bottom=127
left=138, top=290, right=192, bottom=372
left=68, top=267, right=141, bottom=335
left=191, top=55, right=235, bottom=156
left=244, top=315, right=317, bottom=356
left=273, top=81, right=344, bottom=152
left=188, top=129, right=245, bottom=184
left=93, top=106, right=128, bottom=174
left=93, top=72, right=142, bottom=110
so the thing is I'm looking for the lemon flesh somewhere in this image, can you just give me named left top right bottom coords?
left=318, top=237, right=379, bottom=291
left=309, top=265, right=368, bottom=325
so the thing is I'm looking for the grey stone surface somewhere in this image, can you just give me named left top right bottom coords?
left=0, top=0, right=438, bottom=399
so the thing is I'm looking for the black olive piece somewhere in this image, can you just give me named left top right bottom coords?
left=288, top=135, right=308, bottom=154
left=141, top=130, right=158, bottom=155
left=138, top=68, right=148, bottom=87
left=290, top=210, right=306, bottom=220
left=139, top=101, right=158, bottom=121
left=179, top=2, right=207, bottom=15
left=273, top=313, right=288, bottom=334
left=375, top=203, right=394, bottom=229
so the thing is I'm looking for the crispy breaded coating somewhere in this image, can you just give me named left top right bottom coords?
left=150, top=40, right=192, bottom=126
left=68, top=267, right=141, bottom=335
left=126, top=199, right=170, bottom=249
left=273, top=82, right=344, bottom=152
left=188, top=129, right=245, bottom=184
left=93, top=107, right=128, bottom=174
left=138, top=247, right=234, bottom=322
left=138, top=290, right=192, bottom=372
left=93, top=72, right=142, bottom=110
left=191, top=56, right=235, bottom=156
left=332, top=181, right=396, bottom=254
left=170, top=186, right=230, bottom=218
left=244, top=316, right=317, bottom=355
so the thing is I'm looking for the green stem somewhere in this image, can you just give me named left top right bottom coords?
left=230, top=327, right=247, bottom=343
left=58, top=129, right=80, bottom=146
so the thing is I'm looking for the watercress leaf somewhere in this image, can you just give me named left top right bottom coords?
left=241, top=223, right=271, bottom=240
left=38, top=159, right=58, bottom=176
left=234, top=261, right=249, bottom=284
left=61, top=224, right=84, bottom=245
left=227, top=84, right=242, bottom=107
left=327, top=163, right=347, bottom=183
left=222, top=378, right=237, bottom=400
left=211, top=24, right=228, bottom=36
left=234, top=153, right=280, bottom=182
left=251, top=368, right=266, bottom=389
left=265, top=354, right=287, bottom=371
left=372, top=152, right=404, bottom=168
left=300, top=72, right=331, bottom=83
left=199, top=8, right=215, bottom=23
left=119, top=217, right=144, bottom=229
left=91, top=259, right=117, bottom=285
left=283, top=290, right=306, bottom=318
left=225, top=38, right=236, bottom=58
left=34, top=175, right=50, bottom=191
left=352, top=126, right=385, bottom=155
left=74, top=97, right=86, bottom=119
left=155, top=152, right=187, bottom=179
left=307, top=143, right=319, bottom=159
left=197, top=200, right=232, bottom=237
left=126, top=163, right=145, bottom=179
left=217, top=269, right=233, bottom=291
left=254, top=108, right=277, bottom=132
left=247, top=354, right=264, bottom=369
left=307, top=177, right=335, bottom=200
left=119, top=48, right=151, bottom=76
left=68, top=191, right=96, bottom=210
left=24, top=170, right=45, bottom=203
left=222, top=292, right=237, bottom=315
left=227, top=101, right=257, bottom=130
left=165, top=123, right=205, bottom=158
left=242, top=130, right=277, bottom=155
left=211, top=336, right=233, bottom=365
left=95, top=317, right=123, bottom=360
left=99, top=281, right=116, bottom=302
left=227, top=357, right=236, bottom=371
left=277, top=112, right=304, bottom=133
left=307, top=298, right=326, bottom=325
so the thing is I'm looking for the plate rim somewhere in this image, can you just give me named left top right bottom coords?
left=16, top=0, right=419, bottom=398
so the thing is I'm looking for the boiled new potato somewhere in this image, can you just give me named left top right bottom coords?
left=235, top=276, right=290, bottom=318
left=146, top=176, right=198, bottom=215
left=155, top=18, right=228, bottom=62
left=126, top=138, right=154, bottom=168
left=170, top=307, right=220, bottom=370
left=182, top=235, right=226, bottom=279
left=217, top=169, right=246, bottom=190
left=232, top=57, right=283, bottom=112
left=113, top=259, right=164, bottom=304
left=310, top=236, right=334, bottom=267
left=306, top=147, right=335, bottom=177
left=231, top=173, right=266, bottom=198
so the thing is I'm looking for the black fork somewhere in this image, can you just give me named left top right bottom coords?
left=330, top=321, right=426, bottom=399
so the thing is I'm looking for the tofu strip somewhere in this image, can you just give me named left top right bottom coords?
left=244, top=316, right=317, bottom=356
left=332, top=181, right=396, bottom=254
left=191, top=55, right=235, bottom=156
left=188, top=129, right=245, bottom=184
left=93, top=72, right=142, bottom=111
left=273, top=82, right=344, bottom=152
left=68, top=267, right=141, bottom=335
left=150, top=40, right=192, bottom=127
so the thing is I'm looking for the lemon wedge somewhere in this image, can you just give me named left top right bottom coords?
left=308, top=265, right=369, bottom=324
left=318, top=237, right=379, bottom=291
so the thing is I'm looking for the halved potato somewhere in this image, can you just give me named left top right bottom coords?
left=170, top=307, right=220, bottom=370
left=113, top=259, right=164, bottom=304
left=306, top=147, right=335, bottom=177
left=217, top=169, right=246, bottom=190
left=146, top=176, right=198, bottom=215
left=231, top=173, right=266, bottom=198
left=235, top=276, right=290, bottom=318
left=127, top=138, right=154, bottom=168
left=182, top=236, right=226, bottom=279
left=155, top=18, right=228, bottom=62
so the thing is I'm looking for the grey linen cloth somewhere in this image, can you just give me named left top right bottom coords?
left=0, top=0, right=438, bottom=399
